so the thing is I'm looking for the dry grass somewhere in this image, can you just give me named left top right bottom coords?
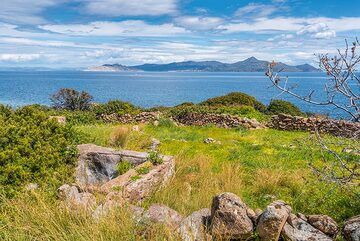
left=110, top=126, right=131, bottom=148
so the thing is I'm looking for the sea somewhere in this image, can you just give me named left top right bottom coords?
left=0, top=71, right=350, bottom=119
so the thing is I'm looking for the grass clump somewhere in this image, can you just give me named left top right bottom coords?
left=147, top=151, right=163, bottom=165
left=116, top=161, right=133, bottom=175
left=267, top=99, right=304, bottom=116
left=137, top=166, right=150, bottom=175
left=110, top=126, right=131, bottom=148
left=200, top=92, right=267, bottom=112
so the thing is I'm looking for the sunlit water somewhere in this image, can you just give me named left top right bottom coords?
left=0, top=71, right=351, bottom=119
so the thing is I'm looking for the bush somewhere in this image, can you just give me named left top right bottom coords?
left=51, top=88, right=93, bottom=111
left=200, top=92, right=263, bottom=110
left=110, top=126, right=131, bottom=148
left=0, top=106, right=78, bottom=198
left=147, top=151, right=163, bottom=165
left=116, top=161, right=132, bottom=175
left=267, top=99, right=304, bottom=116
left=93, top=100, right=141, bottom=116
left=200, top=92, right=267, bottom=112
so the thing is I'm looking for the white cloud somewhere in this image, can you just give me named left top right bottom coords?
left=0, top=53, right=41, bottom=62
left=220, top=17, right=360, bottom=34
left=39, top=20, right=188, bottom=36
left=297, top=22, right=336, bottom=39
left=83, top=0, right=177, bottom=16
left=175, top=16, right=224, bottom=31
left=0, top=0, right=62, bottom=24
left=235, top=3, right=279, bottom=18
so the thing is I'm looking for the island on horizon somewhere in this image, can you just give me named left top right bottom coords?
left=86, top=56, right=319, bottom=73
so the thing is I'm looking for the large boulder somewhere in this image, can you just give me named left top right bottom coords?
left=307, top=214, right=339, bottom=238
left=58, top=184, right=96, bottom=211
left=76, top=144, right=175, bottom=203
left=281, top=214, right=332, bottom=241
left=257, top=200, right=292, bottom=241
left=210, top=192, right=253, bottom=240
left=179, top=208, right=212, bottom=241
left=143, top=204, right=184, bottom=229
left=343, top=215, right=360, bottom=241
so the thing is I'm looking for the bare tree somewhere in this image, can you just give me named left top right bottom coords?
left=266, top=39, right=360, bottom=122
left=266, top=39, right=360, bottom=186
left=51, top=88, right=93, bottom=111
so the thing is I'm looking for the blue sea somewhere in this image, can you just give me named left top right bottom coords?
left=0, top=71, right=349, bottom=118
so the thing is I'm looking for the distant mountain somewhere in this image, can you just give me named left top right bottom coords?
left=86, top=64, right=138, bottom=72
left=88, top=57, right=319, bottom=72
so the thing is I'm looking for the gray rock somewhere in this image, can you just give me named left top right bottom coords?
left=307, top=214, right=339, bottom=238
left=210, top=192, right=253, bottom=240
left=281, top=214, right=332, bottom=241
left=204, top=138, right=215, bottom=144
left=58, top=184, right=96, bottom=211
left=25, top=183, right=39, bottom=191
left=143, top=204, right=184, bottom=229
left=343, top=215, right=360, bottom=241
left=179, top=208, right=212, bottom=241
left=257, top=200, right=292, bottom=241
left=150, top=138, right=161, bottom=151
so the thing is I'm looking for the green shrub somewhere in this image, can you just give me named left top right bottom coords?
left=200, top=92, right=267, bottom=112
left=116, top=161, right=133, bottom=175
left=51, top=88, right=93, bottom=111
left=0, top=106, right=78, bottom=198
left=93, top=100, right=141, bottom=116
left=267, top=99, right=304, bottom=116
left=147, top=151, right=163, bottom=165
left=136, top=166, right=150, bottom=175
left=157, top=118, right=177, bottom=128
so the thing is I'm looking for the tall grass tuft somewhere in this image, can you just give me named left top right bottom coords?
left=110, top=126, right=131, bottom=148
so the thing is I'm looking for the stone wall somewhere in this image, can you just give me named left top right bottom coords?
left=269, top=114, right=360, bottom=138
left=172, top=112, right=265, bottom=129
left=100, top=112, right=160, bottom=123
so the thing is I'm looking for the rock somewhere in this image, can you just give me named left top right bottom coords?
left=25, top=183, right=38, bottom=191
left=153, top=120, right=159, bottom=126
left=210, top=192, right=253, bottom=240
left=204, top=138, right=215, bottom=144
left=132, top=125, right=140, bottom=131
left=58, top=184, right=96, bottom=211
left=343, top=215, right=360, bottom=241
left=49, top=116, right=66, bottom=124
left=307, top=214, right=339, bottom=238
left=143, top=204, right=183, bottom=229
left=257, top=200, right=292, bottom=241
left=179, top=208, right=212, bottom=241
left=76, top=144, right=175, bottom=203
left=281, top=213, right=332, bottom=241
left=246, top=207, right=258, bottom=224
left=150, top=138, right=161, bottom=151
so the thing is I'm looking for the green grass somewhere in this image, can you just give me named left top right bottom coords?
left=1, top=123, right=359, bottom=240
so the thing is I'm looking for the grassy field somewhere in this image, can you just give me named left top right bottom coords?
left=1, top=122, right=359, bottom=240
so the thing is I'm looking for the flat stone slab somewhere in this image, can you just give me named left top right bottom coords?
left=75, top=144, right=175, bottom=203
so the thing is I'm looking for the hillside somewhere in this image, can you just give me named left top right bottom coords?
left=88, top=57, right=319, bottom=72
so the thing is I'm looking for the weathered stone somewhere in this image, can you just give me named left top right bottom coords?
left=25, top=183, right=39, bottom=191
left=76, top=144, right=175, bottom=203
left=210, top=192, right=253, bottom=240
left=343, top=215, right=360, bottom=241
left=204, top=138, right=215, bottom=144
left=307, top=214, right=339, bottom=238
left=281, top=214, right=332, bottom=241
left=58, top=184, right=96, bottom=211
left=49, top=116, right=66, bottom=124
left=132, top=125, right=140, bottom=131
left=257, top=200, right=292, bottom=241
left=179, top=208, right=212, bottom=241
left=150, top=138, right=161, bottom=151
left=143, top=204, right=183, bottom=229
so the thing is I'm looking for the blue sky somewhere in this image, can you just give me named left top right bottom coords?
left=0, top=0, right=359, bottom=68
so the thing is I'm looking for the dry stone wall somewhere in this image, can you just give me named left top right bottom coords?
left=269, top=114, right=360, bottom=138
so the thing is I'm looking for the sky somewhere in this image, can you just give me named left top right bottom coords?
left=0, top=0, right=360, bottom=68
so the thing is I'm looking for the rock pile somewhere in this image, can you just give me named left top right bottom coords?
left=269, top=114, right=360, bottom=138
left=100, top=112, right=161, bottom=123
left=172, top=112, right=265, bottom=130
